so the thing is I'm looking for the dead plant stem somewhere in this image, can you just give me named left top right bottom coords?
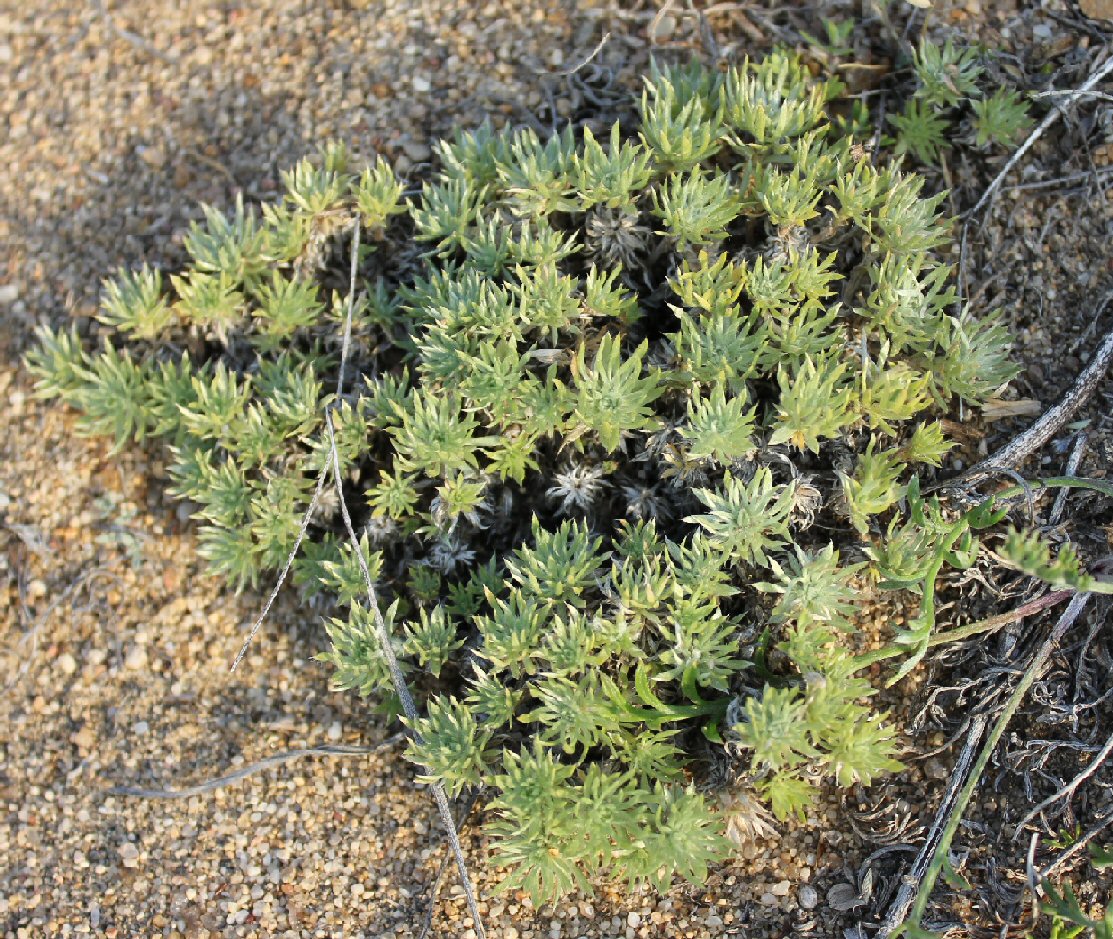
left=970, top=50, right=1113, bottom=218
left=948, top=290, right=1113, bottom=489
left=109, top=736, right=405, bottom=799
left=884, top=592, right=1093, bottom=935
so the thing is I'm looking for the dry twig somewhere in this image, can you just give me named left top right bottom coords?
left=226, top=220, right=486, bottom=937
left=876, top=715, right=989, bottom=936
left=325, top=411, right=487, bottom=939
left=948, top=289, right=1113, bottom=489
left=1002, top=165, right=1113, bottom=195
left=969, top=50, right=1113, bottom=218
left=1013, top=728, right=1113, bottom=835
left=417, top=790, right=483, bottom=939
left=880, top=593, right=1095, bottom=936
left=230, top=220, right=362, bottom=674
left=108, top=736, right=405, bottom=799
left=1049, top=433, right=1088, bottom=525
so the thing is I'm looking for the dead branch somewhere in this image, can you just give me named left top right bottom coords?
left=878, top=592, right=1095, bottom=936
left=325, top=411, right=487, bottom=939
left=417, top=790, right=483, bottom=939
left=875, top=714, right=989, bottom=936
left=950, top=288, right=1113, bottom=489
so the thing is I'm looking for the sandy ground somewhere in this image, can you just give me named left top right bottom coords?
left=2, top=1, right=1112, bottom=938
left=0, top=4, right=834, bottom=937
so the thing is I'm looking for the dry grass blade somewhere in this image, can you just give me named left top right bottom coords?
left=883, top=592, right=1095, bottom=936
left=1039, top=811, right=1113, bottom=879
left=108, top=735, right=405, bottom=799
left=231, top=219, right=361, bottom=674
left=324, top=411, right=487, bottom=939
left=417, top=790, right=483, bottom=939
left=1012, top=728, right=1113, bottom=835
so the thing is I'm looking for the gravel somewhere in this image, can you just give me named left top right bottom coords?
left=3, top=0, right=1111, bottom=936
left=0, top=3, right=840, bottom=936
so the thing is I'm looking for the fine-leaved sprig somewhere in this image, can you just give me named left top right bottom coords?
left=26, top=49, right=1096, bottom=911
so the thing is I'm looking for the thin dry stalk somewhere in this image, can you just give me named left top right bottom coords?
left=230, top=464, right=328, bottom=673
left=417, top=790, right=482, bottom=939
left=325, top=411, right=487, bottom=939
left=1013, top=728, right=1113, bottom=835
left=227, top=219, right=486, bottom=935
left=109, top=736, right=405, bottom=799
left=538, top=30, right=611, bottom=77
left=970, top=50, right=1113, bottom=218
left=1049, top=433, right=1088, bottom=525
left=1002, top=165, right=1113, bottom=194
left=231, top=219, right=362, bottom=673
left=1039, top=811, right=1113, bottom=879
left=880, top=592, right=1094, bottom=936
left=648, top=0, right=678, bottom=44
left=950, top=289, right=1113, bottom=489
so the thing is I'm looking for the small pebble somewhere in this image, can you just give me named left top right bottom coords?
left=925, top=759, right=949, bottom=781
left=137, top=144, right=166, bottom=168
left=799, top=884, right=819, bottom=910
left=119, top=843, right=140, bottom=868
left=124, top=645, right=148, bottom=670
left=649, top=14, right=676, bottom=41
left=402, top=140, right=431, bottom=163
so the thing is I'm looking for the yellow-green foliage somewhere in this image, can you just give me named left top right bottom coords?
left=26, top=50, right=1024, bottom=905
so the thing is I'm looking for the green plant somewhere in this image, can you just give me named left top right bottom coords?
left=891, top=98, right=949, bottom=164
left=1036, top=845, right=1113, bottom=939
left=971, top=88, right=1035, bottom=147
left=911, top=39, right=983, bottom=109
left=832, top=35, right=1036, bottom=167
left=24, top=50, right=1108, bottom=909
